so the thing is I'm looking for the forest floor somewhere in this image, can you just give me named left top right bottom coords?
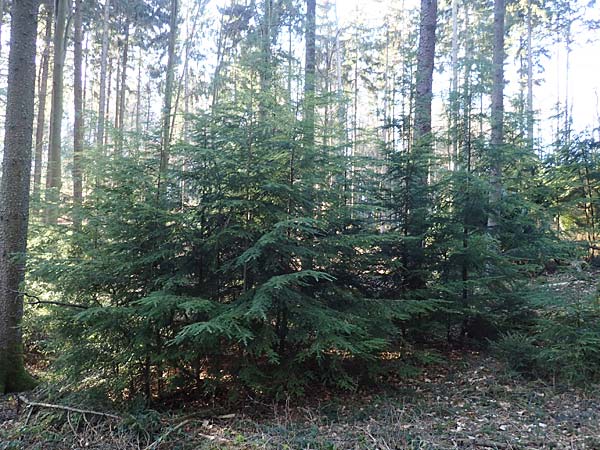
left=1, top=273, right=600, bottom=449
left=2, top=351, right=600, bottom=449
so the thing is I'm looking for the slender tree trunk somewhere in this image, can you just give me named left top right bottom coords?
left=0, top=0, right=4, bottom=61
left=487, top=0, right=505, bottom=231
left=33, top=2, right=52, bottom=207
left=97, top=0, right=110, bottom=154
left=116, top=22, right=129, bottom=156
left=135, top=48, right=142, bottom=153
left=526, top=0, right=534, bottom=153
left=0, top=0, right=39, bottom=394
left=450, top=0, right=459, bottom=168
left=45, top=0, right=68, bottom=224
left=304, top=0, right=316, bottom=164
left=159, top=0, right=178, bottom=184
left=73, top=0, right=83, bottom=229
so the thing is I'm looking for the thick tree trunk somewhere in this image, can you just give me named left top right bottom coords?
left=45, top=0, right=68, bottom=224
left=97, top=0, right=110, bottom=154
left=159, top=0, right=178, bottom=181
left=73, top=0, right=83, bottom=229
left=406, top=0, right=437, bottom=289
left=0, top=0, right=39, bottom=394
left=413, top=0, right=437, bottom=160
left=33, top=2, right=52, bottom=207
left=487, top=0, right=505, bottom=231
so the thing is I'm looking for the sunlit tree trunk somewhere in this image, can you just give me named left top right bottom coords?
left=0, top=0, right=39, bottom=394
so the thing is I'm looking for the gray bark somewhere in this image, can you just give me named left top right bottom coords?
left=0, top=0, right=39, bottom=394
left=73, top=0, right=83, bottom=228
left=413, top=0, right=437, bottom=157
left=487, top=0, right=505, bottom=231
left=33, top=2, right=53, bottom=206
left=159, top=0, right=178, bottom=180
left=97, top=0, right=110, bottom=154
left=45, top=0, right=68, bottom=224
left=304, top=0, right=316, bottom=157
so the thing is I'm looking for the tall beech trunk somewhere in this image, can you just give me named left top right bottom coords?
left=487, top=0, right=505, bottom=231
left=73, top=0, right=83, bottom=228
left=33, top=2, right=53, bottom=206
left=0, top=0, right=39, bottom=394
left=45, top=0, right=68, bottom=224
left=97, top=0, right=110, bottom=154
left=159, top=0, right=178, bottom=182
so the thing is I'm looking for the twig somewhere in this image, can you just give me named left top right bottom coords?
left=17, top=395, right=120, bottom=420
left=144, top=419, right=191, bottom=450
left=15, top=290, right=89, bottom=309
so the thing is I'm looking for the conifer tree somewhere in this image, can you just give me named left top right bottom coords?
left=0, top=0, right=39, bottom=394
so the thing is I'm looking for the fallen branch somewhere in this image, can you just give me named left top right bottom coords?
left=17, top=395, right=120, bottom=420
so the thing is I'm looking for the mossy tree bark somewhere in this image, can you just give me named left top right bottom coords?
left=0, top=0, right=40, bottom=394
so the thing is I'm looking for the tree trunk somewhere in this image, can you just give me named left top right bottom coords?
left=97, top=0, right=110, bottom=154
left=73, top=0, right=83, bottom=229
left=117, top=22, right=129, bottom=155
left=413, top=0, right=437, bottom=162
left=33, top=2, right=52, bottom=207
left=45, top=0, right=68, bottom=224
left=526, top=0, right=534, bottom=153
left=0, top=0, right=4, bottom=60
left=303, top=0, right=316, bottom=162
left=487, top=0, right=505, bottom=231
left=159, top=0, right=178, bottom=183
left=0, top=0, right=39, bottom=394
left=407, top=0, right=437, bottom=289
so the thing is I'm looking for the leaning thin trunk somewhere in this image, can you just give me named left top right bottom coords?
left=0, top=0, right=39, bottom=394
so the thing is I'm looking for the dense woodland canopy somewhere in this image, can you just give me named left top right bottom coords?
left=0, top=0, right=599, bottom=404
